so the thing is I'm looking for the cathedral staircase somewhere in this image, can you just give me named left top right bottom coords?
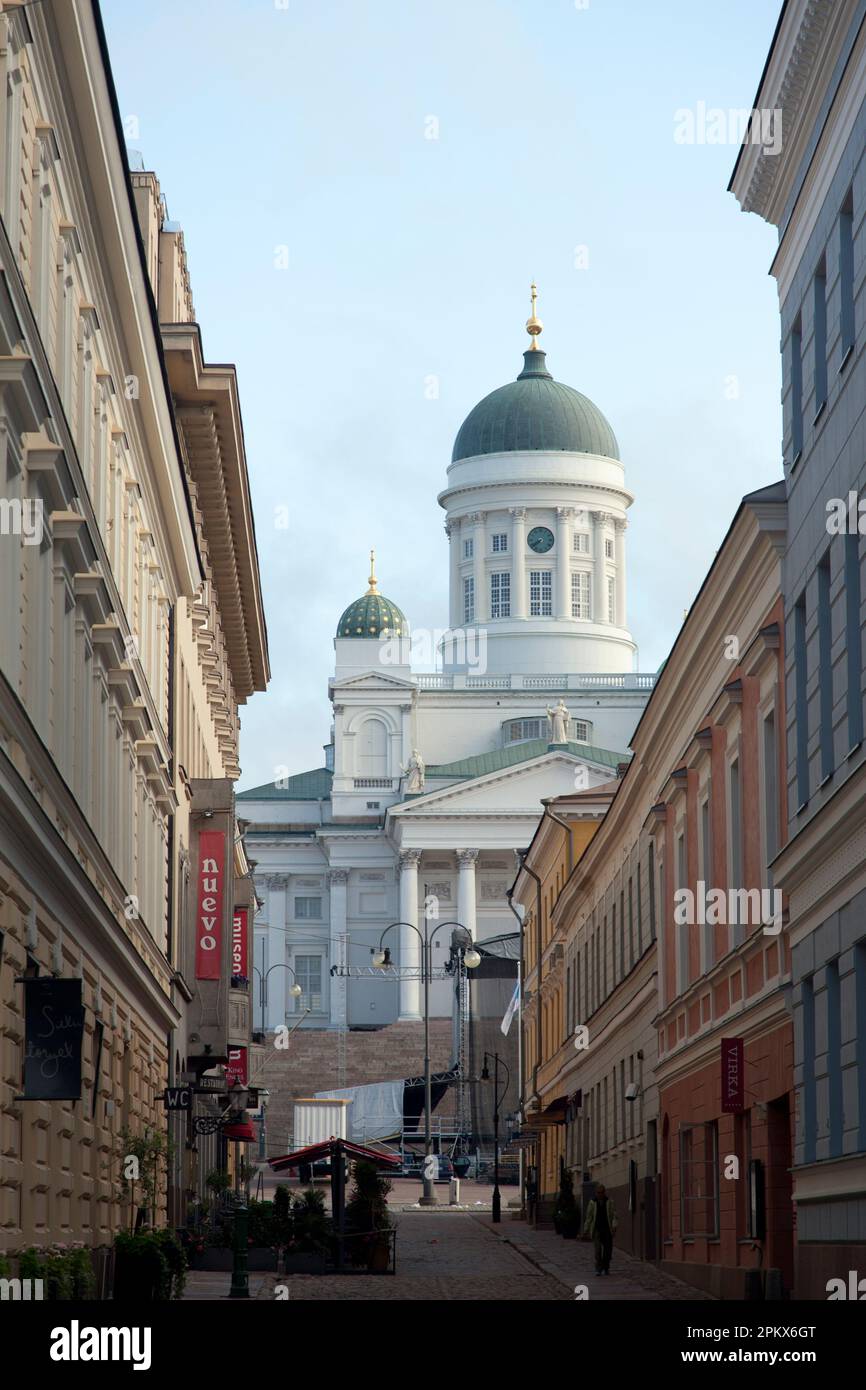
left=255, top=1019, right=456, bottom=1157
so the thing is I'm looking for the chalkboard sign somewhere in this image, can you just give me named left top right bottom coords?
left=23, top=978, right=85, bottom=1100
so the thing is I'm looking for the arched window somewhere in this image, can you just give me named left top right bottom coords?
left=358, top=717, right=389, bottom=777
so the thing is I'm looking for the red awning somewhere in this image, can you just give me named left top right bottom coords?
left=268, top=1137, right=401, bottom=1172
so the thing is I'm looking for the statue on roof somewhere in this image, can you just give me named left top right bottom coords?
left=402, top=748, right=425, bottom=793
left=546, top=699, right=570, bottom=746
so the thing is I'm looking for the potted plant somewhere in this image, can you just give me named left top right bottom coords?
left=345, top=1160, right=393, bottom=1272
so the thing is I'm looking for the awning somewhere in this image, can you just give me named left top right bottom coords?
left=268, top=1137, right=401, bottom=1172
left=537, top=1096, right=569, bottom=1127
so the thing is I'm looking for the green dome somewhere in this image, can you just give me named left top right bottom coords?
left=452, top=348, right=619, bottom=463
left=336, top=589, right=407, bottom=638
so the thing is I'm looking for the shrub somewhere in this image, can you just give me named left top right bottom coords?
left=113, top=1229, right=186, bottom=1301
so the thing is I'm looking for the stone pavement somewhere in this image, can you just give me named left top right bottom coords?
left=475, top=1216, right=715, bottom=1300
left=181, top=1210, right=714, bottom=1300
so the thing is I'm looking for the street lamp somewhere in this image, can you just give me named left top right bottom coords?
left=373, top=920, right=479, bottom=1206
left=481, top=1050, right=511, bottom=1223
left=258, top=963, right=303, bottom=1025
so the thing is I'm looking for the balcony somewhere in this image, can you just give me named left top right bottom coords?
left=415, top=672, right=656, bottom=693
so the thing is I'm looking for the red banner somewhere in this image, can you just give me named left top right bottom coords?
left=721, top=1037, right=745, bottom=1112
left=232, top=907, right=249, bottom=980
left=195, top=830, right=225, bottom=980
left=226, top=1046, right=248, bottom=1087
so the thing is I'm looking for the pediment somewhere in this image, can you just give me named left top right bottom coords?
left=389, top=751, right=613, bottom=818
left=330, top=671, right=417, bottom=692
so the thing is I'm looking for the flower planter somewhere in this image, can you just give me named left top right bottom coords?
left=282, top=1250, right=326, bottom=1275
left=190, top=1246, right=278, bottom=1272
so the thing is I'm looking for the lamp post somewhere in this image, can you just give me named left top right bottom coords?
left=373, top=920, right=480, bottom=1206
left=189, top=1079, right=254, bottom=1298
left=257, top=963, right=303, bottom=1025
left=481, top=1050, right=511, bottom=1223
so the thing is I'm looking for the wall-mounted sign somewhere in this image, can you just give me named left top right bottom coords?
left=163, top=1085, right=192, bottom=1111
left=22, top=978, right=85, bottom=1101
left=721, top=1036, right=745, bottom=1112
left=226, top=1046, right=248, bottom=1087
left=195, top=829, right=226, bottom=980
left=231, top=907, right=248, bottom=979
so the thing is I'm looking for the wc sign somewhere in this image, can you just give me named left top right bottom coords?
left=195, top=829, right=226, bottom=980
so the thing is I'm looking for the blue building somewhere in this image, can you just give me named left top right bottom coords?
left=731, top=0, right=866, bottom=1298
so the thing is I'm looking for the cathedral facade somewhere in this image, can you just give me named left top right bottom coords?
left=240, top=297, right=657, bottom=1032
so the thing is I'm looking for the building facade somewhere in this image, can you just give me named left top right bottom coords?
left=0, top=0, right=267, bottom=1256
left=515, top=482, right=794, bottom=1295
left=730, top=0, right=866, bottom=1299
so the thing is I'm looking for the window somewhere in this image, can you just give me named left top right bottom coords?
left=294, top=896, right=322, bottom=919
left=790, top=318, right=803, bottom=462
left=604, top=537, right=614, bottom=559
left=701, top=791, right=713, bottom=969
left=762, top=714, right=778, bottom=886
left=817, top=553, right=833, bottom=782
left=840, top=189, right=855, bottom=364
left=463, top=538, right=474, bottom=560
left=794, top=592, right=809, bottom=807
left=845, top=533, right=863, bottom=749
left=813, top=258, right=827, bottom=415
left=492, top=533, right=507, bottom=553
left=574, top=532, right=589, bottom=553
left=729, top=759, right=742, bottom=944
left=607, top=576, right=616, bottom=622
left=680, top=1122, right=719, bottom=1237
left=490, top=570, right=510, bottom=618
left=293, top=955, right=323, bottom=1011
left=529, top=570, right=552, bottom=616
left=648, top=841, right=657, bottom=942
left=463, top=575, right=475, bottom=623
left=571, top=571, right=590, bottom=618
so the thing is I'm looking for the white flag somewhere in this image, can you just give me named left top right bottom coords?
left=500, top=982, right=520, bottom=1036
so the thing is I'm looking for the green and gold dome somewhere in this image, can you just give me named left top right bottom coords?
left=336, top=551, right=408, bottom=638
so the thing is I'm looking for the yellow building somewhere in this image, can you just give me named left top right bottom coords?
left=513, top=783, right=619, bottom=1222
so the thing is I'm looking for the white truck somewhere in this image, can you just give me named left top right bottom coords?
left=293, top=1097, right=350, bottom=1150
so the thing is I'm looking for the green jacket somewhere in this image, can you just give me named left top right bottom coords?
left=583, top=1197, right=618, bottom=1238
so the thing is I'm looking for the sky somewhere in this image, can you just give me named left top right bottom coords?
left=100, top=0, right=784, bottom=789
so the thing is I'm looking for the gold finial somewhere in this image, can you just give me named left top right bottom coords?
left=366, top=548, right=378, bottom=595
left=525, top=281, right=543, bottom=350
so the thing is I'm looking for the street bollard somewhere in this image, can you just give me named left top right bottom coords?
left=229, top=1199, right=250, bottom=1299
left=449, top=1178, right=460, bottom=1205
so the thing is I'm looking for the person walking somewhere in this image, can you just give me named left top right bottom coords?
left=583, top=1182, right=617, bottom=1275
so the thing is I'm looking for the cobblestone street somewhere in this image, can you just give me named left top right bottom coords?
left=182, top=1212, right=713, bottom=1301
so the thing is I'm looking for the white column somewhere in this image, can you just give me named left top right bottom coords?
left=268, top=874, right=287, bottom=1029
left=510, top=507, right=527, bottom=618
left=446, top=519, right=460, bottom=629
left=398, top=850, right=422, bottom=1019
left=556, top=507, right=573, bottom=619
left=327, top=869, right=348, bottom=1026
left=457, top=848, right=479, bottom=940
left=592, top=511, right=608, bottom=624
left=614, top=518, right=627, bottom=628
left=472, top=511, right=486, bottom=623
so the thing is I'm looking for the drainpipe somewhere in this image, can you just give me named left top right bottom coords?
left=541, top=797, right=573, bottom=876
left=507, top=889, right=525, bottom=1212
